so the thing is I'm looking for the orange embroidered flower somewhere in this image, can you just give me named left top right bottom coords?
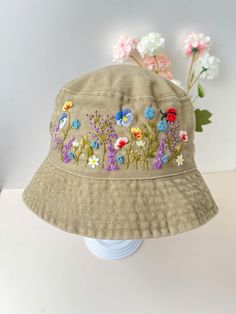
left=131, top=127, right=143, bottom=140
left=62, top=100, right=73, bottom=112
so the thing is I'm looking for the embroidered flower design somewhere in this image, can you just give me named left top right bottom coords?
left=116, top=155, right=125, bottom=164
left=114, top=137, right=129, bottom=150
left=131, top=127, right=143, bottom=140
left=88, top=156, right=99, bottom=169
left=161, top=154, right=169, bottom=164
left=62, top=100, right=73, bottom=112
left=144, top=106, right=155, bottom=119
left=72, top=140, right=80, bottom=147
left=59, top=113, right=67, bottom=129
left=176, top=154, right=184, bottom=166
left=136, top=140, right=146, bottom=147
left=115, top=108, right=133, bottom=127
left=91, top=141, right=99, bottom=150
left=157, top=120, right=168, bottom=132
left=71, top=119, right=81, bottom=129
left=179, top=130, right=188, bottom=142
left=68, top=151, right=74, bottom=160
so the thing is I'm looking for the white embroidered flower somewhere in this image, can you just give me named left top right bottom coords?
left=176, top=154, right=184, bottom=166
left=179, top=130, right=188, bottom=142
left=194, top=53, right=220, bottom=80
left=136, top=140, right=146, bottom=147
left=88, top=156, right=99, bottom=169
left=137, top=32, right=165, bottom=57
left=114, top=137, right=129, bottom=150
left=72, top=140, right=80, bottom=147
left=59, top=117, right=67, bottom=129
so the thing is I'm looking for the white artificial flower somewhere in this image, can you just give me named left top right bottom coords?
left=137, top=32, right=165, bottom=57
left=176, top=154, right=184, bottom=166
left=136, top=140, right=146, bottom=147
left=194, top=53, right=220, bottom=80
left=88, top=156, right=99, bottom=169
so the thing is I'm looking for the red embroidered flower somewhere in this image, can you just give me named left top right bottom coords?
left=179, top=130, right=188, bottom=142
left=114, top=137, right=129, bottom=150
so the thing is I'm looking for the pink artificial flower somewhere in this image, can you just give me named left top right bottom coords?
left=143, top=53, right=173, bottom=80
left=114, top=137, right=129, bottom=150
left=179, top=130, right=188, bottom=142
left=184, top=33, right=211, bottom=57
left=113, top=35, right=138, bottom=63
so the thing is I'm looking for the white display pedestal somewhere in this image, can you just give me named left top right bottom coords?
left=84, top=238, right=143, bottom=260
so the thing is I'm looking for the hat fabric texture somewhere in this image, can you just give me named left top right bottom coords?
left=22, top=64, right=218, bottom=239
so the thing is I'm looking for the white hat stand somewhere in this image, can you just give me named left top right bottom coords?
left=84, top=238, right=143, bottom=260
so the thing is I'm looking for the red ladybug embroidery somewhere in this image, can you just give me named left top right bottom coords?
left=160, top=107, right=177, bottom=123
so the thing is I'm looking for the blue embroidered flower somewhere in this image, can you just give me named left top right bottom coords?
left=157, top=120, right=168, bottom=132
left=68, top=151, right=75, bottom=160
left=59, top=113, right=67, bottom=129
left=115, top=108, right=133, bottom=127
left=71, top=119, right=81, bottom=129
left=116, top=155, right=125, bottom=164
left=91, top=141, right=99, bottom=150
left=144, top=106, right=155, bottom=119
left=161, top=154, right=169, bottom=164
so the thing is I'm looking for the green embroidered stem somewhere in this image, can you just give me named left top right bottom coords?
left=101, top=141, right=106, bottom=168
left=126, top=138, right=134, bottom=169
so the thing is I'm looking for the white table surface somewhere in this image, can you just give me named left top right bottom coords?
left=0, top=171, right=236, bottom=314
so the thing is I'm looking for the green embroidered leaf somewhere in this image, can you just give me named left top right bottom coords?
left=197, top=83, right=205, bottom=98
left=195, top=109, right=212, bottom=132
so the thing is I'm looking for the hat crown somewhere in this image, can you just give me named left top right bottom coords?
left=49, top=64, right=196, bottom=179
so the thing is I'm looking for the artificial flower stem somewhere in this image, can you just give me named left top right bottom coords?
left=187, top=52, right=197, bottom=91
left=129, top=54, right=144, bottom=68
left=154, top=55, right=159, bottom=73
left=188, top=69, right=207, bottom=91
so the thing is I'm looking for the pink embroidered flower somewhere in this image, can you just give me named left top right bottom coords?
left=184, top=33, right=211, bottom=57
left=114, top=137, right=129, bottom=150
left=143, top=53, right=173, bottom=80
left=179, top=130, right=188, bottom=142
left=113, top=35, right=138, bottom=63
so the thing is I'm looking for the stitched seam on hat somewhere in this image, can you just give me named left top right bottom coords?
left=60, top=88, right=190, bottom=102
left=47, top=157, right=197, bottom=181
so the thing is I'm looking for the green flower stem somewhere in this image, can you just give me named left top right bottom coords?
left=126, top=138, right=134, bottom=169
left=101, top=141, right=106, bottom=168
left=188, top=69, right=207, bottom=92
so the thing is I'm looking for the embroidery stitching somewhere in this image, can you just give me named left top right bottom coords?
left=52, top=101, right=188, bottom=170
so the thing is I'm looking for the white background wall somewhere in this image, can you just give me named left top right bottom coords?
left=0, top=0, right=236, bottom=188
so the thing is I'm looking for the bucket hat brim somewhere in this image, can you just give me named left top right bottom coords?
left=22, top=156, right=218, bottom=240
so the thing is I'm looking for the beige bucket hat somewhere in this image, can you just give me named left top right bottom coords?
left=22, top=64, right=218, bottom=239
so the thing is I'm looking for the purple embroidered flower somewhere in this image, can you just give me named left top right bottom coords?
left=62, top=137, right=75, bottom=163
left=59, top=113, right=67, bottom=129
left=153, top=137, right=165, bottom=169
left=162, top=122, right=180, bottom=155
left=105, top=143, right=119, bottom=171
left=53, top=123, right=60, bottom=147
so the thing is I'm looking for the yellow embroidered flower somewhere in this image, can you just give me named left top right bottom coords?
left=131, top=127, right=143, bottom=140
left=62, top=100, right=73, bottom=112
